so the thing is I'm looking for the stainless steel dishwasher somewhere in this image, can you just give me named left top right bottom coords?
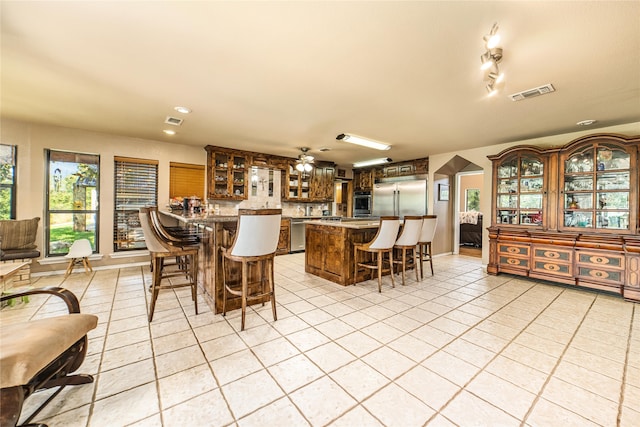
left=290, top=218, right=306, bottom=252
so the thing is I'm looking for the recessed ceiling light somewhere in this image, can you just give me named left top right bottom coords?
left=174, top=106, right=191, bottom=114
left=163, top=129, right=176, bottom=135
left=576, top=119, right=597, bottom=126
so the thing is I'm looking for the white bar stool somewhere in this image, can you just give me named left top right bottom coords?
left=417, top=215, right=438, bottom=279
left=221, top=209, right=281, bottom=331
left=139, top=207, right=199, bottom=322
left=393, top=216, right=423, bottom=285
left=353, top=216, right=400, bottom=293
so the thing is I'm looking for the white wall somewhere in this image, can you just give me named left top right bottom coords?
left=2, top=119, right=206, bottom=272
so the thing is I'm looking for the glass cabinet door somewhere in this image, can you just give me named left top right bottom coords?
left=562, top=143, right=631, bottom=230
left=495, top=154, right=544, bottom=225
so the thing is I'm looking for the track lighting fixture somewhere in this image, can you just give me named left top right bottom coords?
left=480, top=23, right=505, bottom=96
left=295, top=147, right=315, bottom=172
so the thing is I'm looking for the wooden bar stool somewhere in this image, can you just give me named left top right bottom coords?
left=139, top=207, right=199, bottom=322
left=417, top=215, right=438, bottom=279
left=221, top=209, right=281, bottom=331
left=393, top=216, right=423, bottom=285
left=353, top=216, right=400, bottom=293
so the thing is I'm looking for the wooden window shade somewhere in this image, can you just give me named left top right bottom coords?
left=170, top=162, right=205, bottom=200
left=114, top=156, right=158, bottom=251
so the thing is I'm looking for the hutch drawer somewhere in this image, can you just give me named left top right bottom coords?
left=576, top=250, right=625, bottom=285
left=531, top=245, right=573, bottom=277
left=497, top=243, right=530, bottom=269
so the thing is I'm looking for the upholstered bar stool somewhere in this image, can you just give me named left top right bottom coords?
left=392, top=216, right=423, bottom=285
left=417, top=215, right=438, bottom=279
left=139, top=207, right=199, bottom=322
left=221, top=209, right=281, bottom=331
left=353, top=216, right=400, bottom=293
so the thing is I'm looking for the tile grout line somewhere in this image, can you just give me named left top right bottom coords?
left=616, top=302, right=636, bottom=427
left=518, top=290, right=599, bottom=426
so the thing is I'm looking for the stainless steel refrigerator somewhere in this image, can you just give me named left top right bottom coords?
left=372, top=180, right=428, bottom=217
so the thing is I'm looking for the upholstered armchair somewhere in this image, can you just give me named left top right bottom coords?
left=0, top=287, right=97, bottom=427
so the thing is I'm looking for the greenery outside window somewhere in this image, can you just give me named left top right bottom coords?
left=46, top=150, right=99, bottom=256
left=466, top=188, right=480, bottom=211
left=114, top=157, right=158, bottom=251
left=0, top=144, right=17, bottom=220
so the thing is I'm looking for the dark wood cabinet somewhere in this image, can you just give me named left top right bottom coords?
left=353, top=169, right=373, bottom=191
left=487, top=133, right=640, bottom=302
left=205, top=147, right=249, bottom=200
left=282, top=163, right=335, bottom=202
left=277, top=219, right=290, bottom=255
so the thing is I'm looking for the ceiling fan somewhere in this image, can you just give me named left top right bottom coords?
left=295, top=147, right=315, bottom=172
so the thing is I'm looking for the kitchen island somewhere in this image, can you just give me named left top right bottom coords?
left=305, top=219, right=381, bottom=286
left=160, top=210, right=290, bottom=314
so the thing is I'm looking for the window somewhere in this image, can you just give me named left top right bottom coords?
left=46, top=150, right=99, bottom=256
left=170, top=162, right=205, bottom=200
left=114, top=156, right=158, bottom=251
left=0, top=144, right=17, bottom=220
left=466, top=188, right=480, bottom=211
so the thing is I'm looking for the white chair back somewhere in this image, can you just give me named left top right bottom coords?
left=419, top=215, right=438, bottom=243
left=139, top=209, right=170, bottom=253
left=230, top=210, right=282, bottom=257
left=395, top=216, right=423, bottom=246
left=65, top=239, right=93, bottom=258
left=369, top=217, right=400, bottom=250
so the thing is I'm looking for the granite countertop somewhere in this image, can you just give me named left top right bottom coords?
left=303, top=219, right=380, bottom=229
left=160, top=210, right=346, bottom=224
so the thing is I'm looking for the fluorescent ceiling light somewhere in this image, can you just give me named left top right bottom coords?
left=337, top=134, right=391, bottom=151
left=353, top=157, right=392, bottom=168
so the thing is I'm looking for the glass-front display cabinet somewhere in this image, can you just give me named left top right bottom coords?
left=561, top=142, right=633, bottom=232
left=494, top=152, right=546, bottom=227
left=206, top=149, right=249, bottom=200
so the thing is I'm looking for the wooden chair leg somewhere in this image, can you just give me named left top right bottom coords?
left=353, top=247, right=359, bottom=285
left=222, top=256, right=228, bottom=317
left=64, top=259, right=75, bottom=278
left=413, top=247, right=419, bottom=282
left=401, top=248, right=407, bottom=286
left=388, top=250, right=395, bottom=288
left=377, top=252, right=383, bottom=293
left=148, top=257, right=161, bottom=322
left=269, top=256, right=277, bottom=322
left=240, top=260, right=248, bottom=331
left=191, top=253, right=198, bottom=315
left=428, top=243, right=434, bottom=276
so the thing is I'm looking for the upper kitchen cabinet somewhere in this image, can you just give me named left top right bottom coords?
left=282, top=163, right=336, bottom=202
left=353, top=169, right=373, bottom=191
left=205, top=147, right=249, bottom=200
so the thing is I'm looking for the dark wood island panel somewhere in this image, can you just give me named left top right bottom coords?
left=305, top=221, right=379, bottom=286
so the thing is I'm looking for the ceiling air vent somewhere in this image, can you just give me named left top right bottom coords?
left=164, top=116, right=184, bottom=126
left=509, top=84, right=555, bottom=101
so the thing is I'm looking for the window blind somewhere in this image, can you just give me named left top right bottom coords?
left=170, top=162, right=205, bottom=200
left=114, top=156, right=158, bottom=251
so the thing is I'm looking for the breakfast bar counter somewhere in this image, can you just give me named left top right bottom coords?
left=304, top=220, right=380, bottom=286
left=159, top=210, right=268, bottom=314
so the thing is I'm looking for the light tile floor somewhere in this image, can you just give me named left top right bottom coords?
left=2, top=253, right=639, bottom=426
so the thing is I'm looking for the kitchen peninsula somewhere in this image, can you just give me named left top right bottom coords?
left=159, top=210, right=290, bottom=313
left=304, top=219, right=381, bottom=286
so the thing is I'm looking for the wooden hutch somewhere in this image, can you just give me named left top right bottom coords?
left=487, top=133, right=640, bottom=302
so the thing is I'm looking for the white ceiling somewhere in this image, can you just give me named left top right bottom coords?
left=2, top=1, right=639, bottom=167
